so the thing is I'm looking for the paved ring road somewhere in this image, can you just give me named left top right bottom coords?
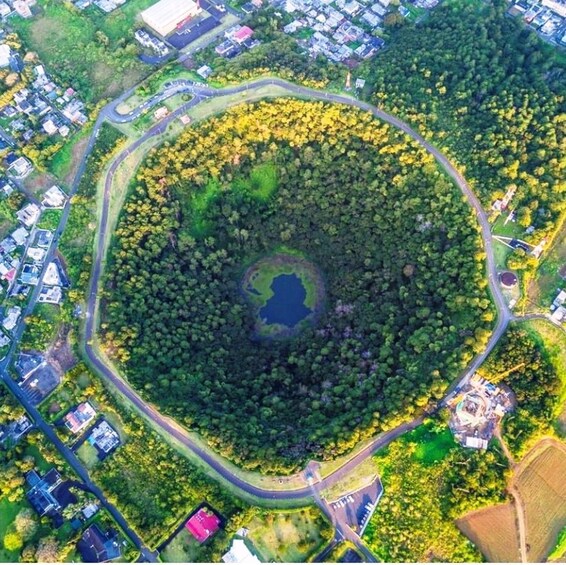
left=83, top=77, right=513, bottom=500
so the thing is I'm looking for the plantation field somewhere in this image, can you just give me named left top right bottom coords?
left=516, top=442, right=566, bottom=562
left=247, top=509, right=332, bottom=563
left=457, top=503, right=521, bottom=563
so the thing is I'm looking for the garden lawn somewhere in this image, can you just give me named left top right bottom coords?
left=38, top=209, right=63, bottom=231
left=77, top=442, right=100, bottom=470
left=160, top=528, right=204, bottom=563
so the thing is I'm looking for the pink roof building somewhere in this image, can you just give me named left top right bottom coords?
left=185, top=508, right=221, bottom=543
left=232, top=25, right=253, bottom=44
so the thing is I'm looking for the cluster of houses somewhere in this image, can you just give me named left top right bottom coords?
left=215, top=24, right=260, bottom=57
left=275, top=0, right=394, bottom=62
left=24, top=467, right=126, bottom=561
left=0, top=56, right=88, bottom=153
left=507, top=0, right=566, bottom=45
left=448, top=373, right=515, bottom=450
left=0, top=181, right=68, bottom=356
left=64, top=401, right=121, bottom=459
left=0, top=182, right=68, bottom=344
left=134, top=28, right=170, bottom=56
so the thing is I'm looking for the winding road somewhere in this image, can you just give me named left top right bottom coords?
left=2, top=76, right=518, bottom=556
left=84, top=77, right=513, bottom=499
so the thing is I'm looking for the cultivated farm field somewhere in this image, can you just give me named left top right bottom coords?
left=457, top=503, right=521, bottom=563
left=516, top=442, right=566, bottom=562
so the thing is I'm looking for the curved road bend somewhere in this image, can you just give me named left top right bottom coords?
left=82, top=78, right=512, bottom=500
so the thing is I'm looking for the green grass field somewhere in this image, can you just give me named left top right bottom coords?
left=247, top=508, right=332, bottom=563
left=549, top=526, right=566, bottom=561
left=76, top=442, right=100, bottom=470
left=529, top=226, right=565, bottom=309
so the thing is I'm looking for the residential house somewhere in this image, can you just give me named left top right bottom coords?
left=26, top=469, right=63, bottom=517
left=20, top=263, right=40, bottom=285
left=7, top=156, right=33, bottom=178
left=10, top=226, right=28, bottom=246
left=42, top=185, right=66, bottom=208
left=77, top=524, right=122, bottom=563
left=185, top=507, right=222, bottom=543
left=38, top=285, right=62, bottom=304
left=27, top=246, right=46, bottom=262
left=35, top=229, right=53, bottom=248
left=16, top=202, right=41, bottom=227
left=222, top=539, right=262, bottom=564
left=87, top=420, right=120, bottom=457
left=63, top=402, right=96, bottom=434
left=2, top=306, right=21, bottom=331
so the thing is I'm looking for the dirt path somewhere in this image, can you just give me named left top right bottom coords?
left=495, top=428, right=527, bottom=561
left=501, top=437, right=566, bottom=563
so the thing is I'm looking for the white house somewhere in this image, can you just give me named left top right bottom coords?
left=222, top=539, right=261, bottom=564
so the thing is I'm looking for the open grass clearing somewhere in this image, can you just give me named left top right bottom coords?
left=493, top=239, right=512, bottom=271
left=548, top=526, right=566, bottom=561
left=247, top=508, right=332, bottom=563
left=457, top=502, right=521, bottom=563
left=48, top=127, right=92, bottom=187
left=37, top=208, right=63, bottom=231
left=516, top=442, right=566, bottom=562
left=409, top=422, right=456, bottom=465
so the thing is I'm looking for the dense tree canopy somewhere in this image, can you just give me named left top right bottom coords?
left=482, top=326, right=562, bottom=456
left=366, top=0, right=565, bottom=239
left=103, top=99, right=494, bottom=471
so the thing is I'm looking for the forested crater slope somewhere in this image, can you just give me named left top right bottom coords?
left=102, top=99, right=494, bottom=472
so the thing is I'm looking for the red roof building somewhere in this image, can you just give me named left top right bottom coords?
left=185, top=507, right=221, bottom=544
left=232, top=25, right=253, bottom=44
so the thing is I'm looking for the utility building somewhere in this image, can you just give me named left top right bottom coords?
left=141, top=0, right=202, bottom=36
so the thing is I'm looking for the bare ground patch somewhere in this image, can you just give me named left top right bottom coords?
left=46, top=323, right=78, bottom=374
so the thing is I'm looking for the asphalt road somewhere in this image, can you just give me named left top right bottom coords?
left=82, top=77, right=513, bottom=501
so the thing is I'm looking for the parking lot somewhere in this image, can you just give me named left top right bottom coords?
left=328, top=478, right=383, bottom=535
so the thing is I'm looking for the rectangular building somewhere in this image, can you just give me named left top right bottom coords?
left=141, top=0, right=202, bottom=37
